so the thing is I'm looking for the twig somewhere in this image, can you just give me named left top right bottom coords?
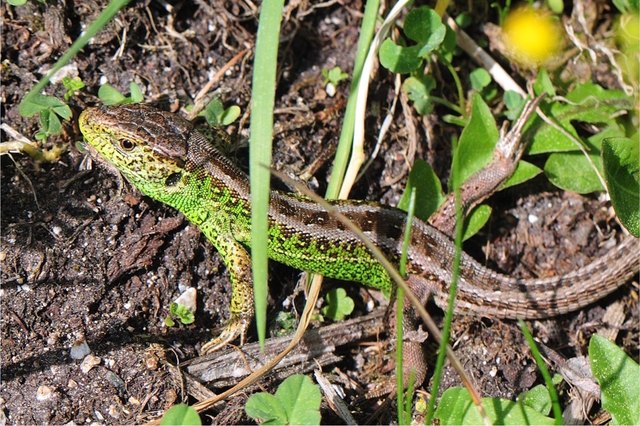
left=446, top=15, right=525, bottom=96
left=188, top=48, right=251, bottom=120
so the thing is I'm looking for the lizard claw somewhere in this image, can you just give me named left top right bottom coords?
left=200, top=314, right=251, bottom=355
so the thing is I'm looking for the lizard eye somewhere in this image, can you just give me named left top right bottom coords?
left=165, top=172, right=182, bottom=187
left=119, top=139, right=135, bottom=151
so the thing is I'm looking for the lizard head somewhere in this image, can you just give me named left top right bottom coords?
left=79, top=104, right=192, bottom=200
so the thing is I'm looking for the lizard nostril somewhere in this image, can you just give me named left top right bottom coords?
left=165, top=172, right=182, bottom=187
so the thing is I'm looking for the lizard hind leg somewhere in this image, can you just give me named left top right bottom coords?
left=199, top=231, right=255, bottom=355
left=398, top=275, right=436, bottom=387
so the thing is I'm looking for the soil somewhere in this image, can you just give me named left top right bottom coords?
left=1, top=1, right=637, bottom=425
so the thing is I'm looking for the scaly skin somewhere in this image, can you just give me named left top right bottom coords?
left=79, top=104, right=639, bottom=361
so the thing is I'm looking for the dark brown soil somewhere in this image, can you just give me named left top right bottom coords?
left=1, top=1, right=637, bottom=424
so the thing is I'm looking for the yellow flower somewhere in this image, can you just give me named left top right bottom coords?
left=503, top=6, right=563, bottom=68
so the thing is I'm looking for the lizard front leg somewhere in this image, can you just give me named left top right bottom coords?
left=200, top=229, right=255, bottom=355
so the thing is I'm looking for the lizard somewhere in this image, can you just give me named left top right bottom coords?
left=78, top=102, right=639, bottom=383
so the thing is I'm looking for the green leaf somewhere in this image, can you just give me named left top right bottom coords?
left=439, top=25, right=457, bottom=61
left=246, top=393, right=287, bottom=424
left=221, top=105, right=241, bottom=125
left=602, top=136, right=640, bottom=236
left=8, top=0, right=28, bottom=5
left=435, top=387, right=555, bottom=425
left=566, top=82, right=627, bottom=104
left=453, top=93, right=499, bottom=189
left=612, top=0, right=640, bottom=13
left=402, top=75, right=436, bottom=115
left=19, top=94, right=68, bottom=117
left=98, top=83, right=127, bottom=106
left=454, top=12, right=472, bottom=28
left=18, top=98, right=47, bottom=117
left=322, top=66, right=348, bottom=85
left=273, top=311, right=297, bottom=336
left=504, top=90, right=526, bottom=120
left=379, top=39, right=422, bottom=74
left=246, top=375, right=321, bottom=425
left=470, top=68, right=491, bottom=91
left=275, top=375, right=322, bottom=425
left=321, top=288, right=354, bottom=321
left=200, top=99, right=240, bottom=126
left=462, top=204, right=492, bottom=241
left=62, top=76, right=85, bottom=101
left=169, top=303, right=195, bottom=325
left=403, top=6, right=446, bottom=56
left=547, top=0, right=565, bottom=14
left=129, top=82, right=144, bottom=103
left=544, top=152, right=603, bottom=193
left=519, top=384, right=552, bottom=415
left=501, top=160, right=542, bottom=190
left=201, top=98, right=225, bottom=126
left=544, top=126, right=624, bottom=193
left=533, top=68, right=556, bottom=96
left=551, top=373, right=563, bottom=386
left=52, top=103, right=72, bottom=120
left=163, top=316, right=175, bottom=327
left=398, top=159, right=445, bottom=221
left=160, top=404, right=201, bottom=426
left=589, top=334, right=640, bottom=425
left=40, top=110, right=63, bottom=135
left=529, top=83, right=632, bottom=155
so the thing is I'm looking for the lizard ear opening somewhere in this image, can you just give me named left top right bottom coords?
left=165, top=172, right=182, bottom=187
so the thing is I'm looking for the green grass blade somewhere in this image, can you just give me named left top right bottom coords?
left=519, top=320, right=563, bottom=425
left=325, top=0, right=379, bottom=198
left=397, top=188, right=416, bottom=424
left=425, top=158, right=465, bottom=424
left=249, top=0, right=285, bottom=350
left=19, top=0, right=130, bottom=115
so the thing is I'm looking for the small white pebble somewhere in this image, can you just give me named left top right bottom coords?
left=489, top=366, right=498, bottom=377
left=36, top=385, right=55, bottom=401
left=70, top=340, right=91, bottom=360
left=108, top=404, right=120, bottom=419
left=528, top=214, right=539, bottom=224
left=173, top=287, right=197, bottom=313
left=325, top=82, right=336, bottom=97
left=80, top=354, right=101, bottom=374
left=366, top=298, right=375, bottom=311
left=52, top=226, right=63, bottom=237
left=47, top=332, right=60, bottom=346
